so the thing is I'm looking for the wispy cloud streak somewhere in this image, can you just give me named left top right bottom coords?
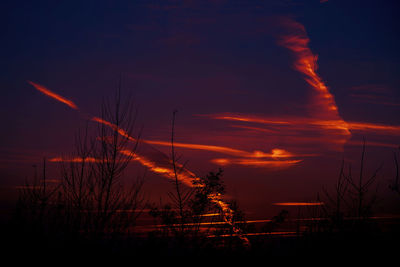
left=28, top=81, right=79, bottom=110
left=208, top=113, right=400, bottom=137
left=277, top=19, right=342, bottom=118
left=211, top=158, right=302, bottom=168
left=277, top=18, right=351, bottom=148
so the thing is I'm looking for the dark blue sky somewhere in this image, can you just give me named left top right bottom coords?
left=1, top=0, right=399, bottom=217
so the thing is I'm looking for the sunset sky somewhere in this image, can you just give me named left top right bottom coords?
left=1, top=0, right=399, bottom=218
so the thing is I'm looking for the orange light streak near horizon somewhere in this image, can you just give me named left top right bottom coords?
left=208, top=231, right=298, bottom=238
left=211, top=158, right=302, bottom=168
left=28, top=81, right=79, bottom=110
left=273, top=202, right=324, bottom=206
left=146, top=218, right=274, bottom=228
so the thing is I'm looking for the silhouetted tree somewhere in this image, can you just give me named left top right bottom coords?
left=15, top=85, right=145, bottom=247
left=343, top=140, right=382, bottom=219
left=149, top=168, right=231, bottom=246
left=322, top=159, right=349, bottom=228
left=148, top=111, right=249, bottom=249
left=262, top=210, right=289, bottom=234
left=15, top=158, right=60, bottom=235
left=321, top=140, right=383, bottom=234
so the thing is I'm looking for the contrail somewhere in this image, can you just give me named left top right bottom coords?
left=277, top=18, right=351, bottom=148
left=277, top=19, right=343, bottom=117
left=119, top=149, right=197, bottom=187
left=207, top=112, right=400, bottom=137
left=28, top=81, right=79, bottom=110
left=91, top=116, right=134, bottom=140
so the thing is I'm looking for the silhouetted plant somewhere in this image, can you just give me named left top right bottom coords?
left=389, top=147, right=400, bottom=196
left=321, top=140, right=383, bottom=234
left=343, top=140, right=382, bottom=219
left=190, top=168, right=228, bottom=237
left=148, top=169, right=231, bottom=246
left=15, top=158, right=60, bottom=235
left=63, top=86, right=144, bottom=239
left=322, top=159, right=349, bottom=229
left=262, top=210, right=289, bottom=234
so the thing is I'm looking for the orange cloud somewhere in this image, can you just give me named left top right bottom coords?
left=211, top=158, right=302, bottom=168
left=278, top=19, right=342, bottom=118
left=144, top=139, right=298, bottom=159
left=208, top=113, right=350, bottom=136
left=347, top=121, right=400, bottom=134
left=28, top=81, right=78, bottom=110
left=207, top=113, right=400, bottom=147
left=277, top=18, right=351, bottom=149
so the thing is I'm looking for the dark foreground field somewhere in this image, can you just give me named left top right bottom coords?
left=2, top=215, right=399, bottom=263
